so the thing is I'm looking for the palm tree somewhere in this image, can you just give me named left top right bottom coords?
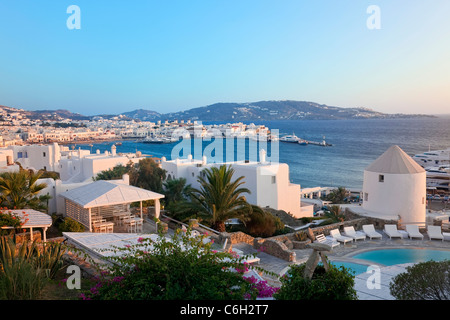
left=189, top=165, right=263, bottom=232
left=326, top=186, right=349, bottom=204
left=0, top=170, right=50, bottom=210
left=162, top=177, right=191, bottom=207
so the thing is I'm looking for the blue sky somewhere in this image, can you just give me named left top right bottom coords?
left=0, top=1, right=449, bottom=115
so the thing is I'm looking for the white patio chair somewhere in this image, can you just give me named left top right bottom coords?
left=405, top=225, right=424, bottom=240
left=329, top=229, right=353, bottom=244
left=427, top=225, right=444, bottom=241
left=314, top=233, right=340, bottom=248
left=362, top=224, right=382, bottom=240
left=383, top=224, right=403, bottom=239
left=343, top=226, right=366, bottom=241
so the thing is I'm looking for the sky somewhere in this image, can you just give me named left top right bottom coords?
left=0, top=0, right=449, bottom=116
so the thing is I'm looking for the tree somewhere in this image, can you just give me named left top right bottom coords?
left=94, top=162, right=134, bottom=181
left=189, top=165, right=263, bottom=232
left=274, top=263, right=357, bottom=300
left=326, top=186, right=350, bottom=204
left=324, top=205, right=345, bottom=223
left=390, top=260, right=450, bottom=300
left=162, top=177, right=191, bottom=207
left=0, top=171, right=50, bottom=210
left=130, top=158, right=166, bottom=193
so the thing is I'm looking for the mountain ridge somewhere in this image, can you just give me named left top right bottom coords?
left=1, top=100, right=435, bottom=122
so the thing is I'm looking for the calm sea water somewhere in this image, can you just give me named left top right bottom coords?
left=80, top=117, right=450, bottom=190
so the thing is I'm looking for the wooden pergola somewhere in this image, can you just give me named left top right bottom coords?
left=59, top=180, right=165, bottom=232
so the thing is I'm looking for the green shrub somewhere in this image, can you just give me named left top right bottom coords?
left=0, top=259, right=44, bottom=300
left=81, top=228, right=275, bottom=300
left=58, top=217, right=85, bottom=232
left=274, top=263, right=357, bottom=300
left=390, top=260, right=450, bottom=300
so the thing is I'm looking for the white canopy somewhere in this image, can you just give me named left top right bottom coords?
left=59, top=180, right=164, bottom=208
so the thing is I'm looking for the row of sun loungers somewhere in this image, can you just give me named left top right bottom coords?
left=314, top=224, right=449, bottom=247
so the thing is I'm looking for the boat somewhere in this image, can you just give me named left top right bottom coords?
left=413, top=147, right=450, bottom=167
left=115, top=142, right=122, bottom=146
left=298, top=139, right=308, bottom=145
left=280, top=133, right=300, bottom=143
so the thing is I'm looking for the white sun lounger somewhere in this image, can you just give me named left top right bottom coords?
left=383, top=224, right=403, bottom=239
left=405, top=225, right=424, bottom=240
left=362, top=224, right=382, bottom=240
left=427, top=226, right=444, bottom=241
left=329, top=229, right=353, bottom=244
left=343, top=226, right=366, bottom=241
left=314, top=233, right=340, bottom=248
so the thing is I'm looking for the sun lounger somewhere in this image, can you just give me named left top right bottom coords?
left=383, top=224, right=403, bottom=239
left=405, top=225, right=424, bottom=240
left=329, top=229, right=353, bottom=244
left=427, top=226, right=444, bottom=241
left=362, top=224, right=382, bottom=240
left=314, top=233, right=340, bottom=248
left=343, top=226, right=366, bottom=241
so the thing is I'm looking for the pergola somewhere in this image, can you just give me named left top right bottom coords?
left=1, top=209, right=53, bottom=242
left=59, top=180, right=165, bottom=232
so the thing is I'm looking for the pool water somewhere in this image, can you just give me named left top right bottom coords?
left=351, top=248, right=450, bottom=266
left=329, top=261, right=369, bottom=276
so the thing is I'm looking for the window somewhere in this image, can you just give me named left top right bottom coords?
left=422, top=197, right=425, bottom=205
left=271, top=176, right=276, bottom=184
left=379, top=174, right=384, bottom=182
left=364, top=193, right=369, bottom=202
left=43, top=152, right=46, bottom=157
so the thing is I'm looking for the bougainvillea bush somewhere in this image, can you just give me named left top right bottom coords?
left=81, top=228, right=278, bottom=300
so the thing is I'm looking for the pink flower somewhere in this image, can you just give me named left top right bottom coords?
left=137, top=237, right=144, bottom=243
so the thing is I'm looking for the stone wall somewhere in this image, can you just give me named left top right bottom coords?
left=253, top=238, right=296, bottom=262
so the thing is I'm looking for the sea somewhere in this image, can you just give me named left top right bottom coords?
left=78, top=117, right=450, bottom=191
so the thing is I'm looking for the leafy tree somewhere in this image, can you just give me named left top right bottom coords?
left=390, top=260, right=450, bottom=300
left=0, top=171, right=50, bottom=210
left=274, top=263, right=357, bottom=300
left=129, top=158, right=166, bottom=193
left=189, top=165, right=263, bottom=232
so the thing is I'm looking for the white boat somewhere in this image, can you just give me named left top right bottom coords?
left=413, top=147, right=450, bottom=167
left=280, top=133, right=300, bottom=143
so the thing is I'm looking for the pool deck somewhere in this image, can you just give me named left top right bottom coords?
left=232, top=232, right=450, bottom=300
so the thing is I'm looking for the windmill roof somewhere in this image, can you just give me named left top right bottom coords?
left=365, top=145, right=425, bottom=174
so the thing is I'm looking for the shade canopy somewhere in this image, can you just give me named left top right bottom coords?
left=59, top=180, right=164, bottom=209
left=365, top=145, right=425, bottom=174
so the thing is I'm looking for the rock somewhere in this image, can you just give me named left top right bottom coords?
left=307, top=242, right=332, bottom=252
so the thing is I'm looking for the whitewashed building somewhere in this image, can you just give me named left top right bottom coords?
left=161, top=151, right=311, bottom=218
left=361, top=145, right=426, bottom=225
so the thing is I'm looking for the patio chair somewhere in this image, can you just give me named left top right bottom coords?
left=343, top=226, right=366, bottom=241
left=427, top=225, right=444, bottom=241
left=362, top=224, right=382, bottom=240
left=383, top=224, right=403, bottom=239
left=329, top=229, right=353, bottom=244
left=405, top=225, right=424, bottom=240
left=314, top=233, right=340, bottom=248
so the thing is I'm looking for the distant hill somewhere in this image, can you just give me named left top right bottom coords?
left=119, top=100, right=435, bottom=122
left=1, top=101, right=435, bottom=123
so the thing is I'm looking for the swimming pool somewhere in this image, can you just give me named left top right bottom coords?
left=328, top=248, right=450, bottom=276
left=351, top=248, right=450, bottom=266
left=329, top=261, right=370, bottom=275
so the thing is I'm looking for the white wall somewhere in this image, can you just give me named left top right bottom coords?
left=362, top=170, right=426, bottom=224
